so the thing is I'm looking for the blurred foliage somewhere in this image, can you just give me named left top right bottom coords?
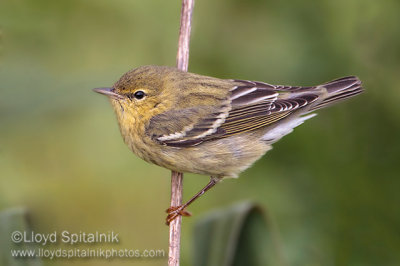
left=193, top=202, right=283, bottom=266
left=0, top=0, right=399, bottom=265
left=0, top=208, right=42, bottom=266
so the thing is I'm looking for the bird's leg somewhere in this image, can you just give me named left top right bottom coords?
left=166, top=176, right=220, bottom=225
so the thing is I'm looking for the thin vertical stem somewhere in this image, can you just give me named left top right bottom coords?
left=168, top=0, right=195, bottom=265
left=176, top=0, right=194, bottom=71
left=168, top=171, right=184, bottom=266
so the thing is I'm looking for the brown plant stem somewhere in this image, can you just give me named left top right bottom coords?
left=168, top=0, right=194, bottom=265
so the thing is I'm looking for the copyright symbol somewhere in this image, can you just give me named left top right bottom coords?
left=11, top=231, right=23, bottom=243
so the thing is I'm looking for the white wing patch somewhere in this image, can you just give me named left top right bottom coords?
left=229, top=86, right=257, bottom=100
left=190, top=106, right=231, bottom=139
left=156, top=102, right=231, bottom=143
left=230, top=85, right=278, bottom=106
left=157, top=124, right=195, bottom=141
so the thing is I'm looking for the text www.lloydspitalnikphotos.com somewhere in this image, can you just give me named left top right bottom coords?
left=11, top=248, right=165, bottom=260
left=9, top=230, right=165, bottom=260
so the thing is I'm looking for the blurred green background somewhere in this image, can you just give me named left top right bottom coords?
left=1, top=0, right=399, bottom=265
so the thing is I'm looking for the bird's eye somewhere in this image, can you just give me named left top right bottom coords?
left=132, top=90, right=145, bottom=100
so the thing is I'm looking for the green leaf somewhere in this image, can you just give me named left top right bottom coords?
left=193, top=201, right=285, bottom=266
left=0, top=208, right=42, bottom=266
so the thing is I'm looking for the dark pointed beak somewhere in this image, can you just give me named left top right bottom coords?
left=93, top=87, right=124, bottom=100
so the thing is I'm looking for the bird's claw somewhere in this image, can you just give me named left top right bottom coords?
left=165, top=206, right=192, bottom=225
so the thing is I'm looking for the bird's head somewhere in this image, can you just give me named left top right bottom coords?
left=94, top=65, right=182, bottom=123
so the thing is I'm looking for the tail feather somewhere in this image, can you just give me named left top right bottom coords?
left=310, top=76, right=363, bottom=111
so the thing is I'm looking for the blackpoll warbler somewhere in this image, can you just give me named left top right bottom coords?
left=94, top=65, right=363, bottom=224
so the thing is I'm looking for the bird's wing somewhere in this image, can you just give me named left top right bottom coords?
left=146, top=104, right=231, bottom=147
left=146, top=80, right=321, bottom=147
left=216, top=80, right=319, bottom=139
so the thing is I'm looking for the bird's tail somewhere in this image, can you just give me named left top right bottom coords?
left=309, top=76, right=363, bottom=111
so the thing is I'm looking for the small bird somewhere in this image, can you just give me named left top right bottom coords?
left=94, top=65, right=363, bottom=224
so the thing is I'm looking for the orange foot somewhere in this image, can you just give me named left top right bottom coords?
left=165, top=206, right=192, bottom=225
